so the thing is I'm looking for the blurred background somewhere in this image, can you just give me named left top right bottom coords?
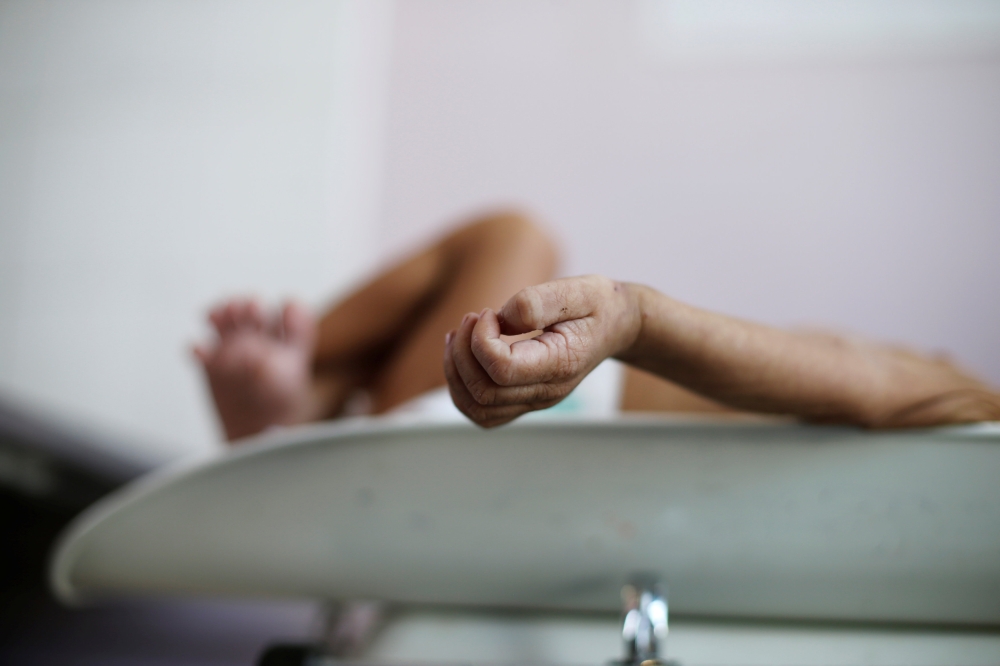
left=2, top=2, right=1000, bottom=663
left=2, top=0, right=1000, bottom=459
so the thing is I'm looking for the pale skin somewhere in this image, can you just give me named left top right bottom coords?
left=444, top=275, right=1000, bottom=429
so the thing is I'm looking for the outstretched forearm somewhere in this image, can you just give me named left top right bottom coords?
left=444, top=275, right=999, bottom=429
left=617, top=284, right=1000, bottom=428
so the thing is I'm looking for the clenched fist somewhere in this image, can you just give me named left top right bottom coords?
left=443, top=275, right=641, bottom=428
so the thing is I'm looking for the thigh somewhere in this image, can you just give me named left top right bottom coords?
left=368, top=215, right=558, bottom=413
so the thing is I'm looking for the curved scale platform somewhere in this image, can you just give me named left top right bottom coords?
left=51, top=417, right=1000, bottom=625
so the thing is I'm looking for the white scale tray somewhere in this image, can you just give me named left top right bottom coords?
left=51, top=417, right=1000, bottom=625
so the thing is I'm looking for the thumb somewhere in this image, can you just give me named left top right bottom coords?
left=497, top=276, right=605, bottom=334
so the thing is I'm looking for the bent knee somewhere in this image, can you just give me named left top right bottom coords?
left=459, top=208, right=559, bottom=270
left=472, top=208, right=550, bottom=241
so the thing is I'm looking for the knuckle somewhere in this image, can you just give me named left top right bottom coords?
left=483, top=357, right=514, bottom=386
left=456, top=398, right=485, bottom=423
left=534, top=382, right=567, bottom=404
left=583, top=274, right=612, bottom=299
left=531, top=397, right=561, bottom=411
left=587, top=273, right=609, bottom=286
left=473, top=407, right=497, bottom=428
left=547, top=382, right=572, bottom=401
left=514, top=288, right=543, bottom=329
left=467, top=377, right=496, bottom=406
left=588, top=274, right=612, bottom=297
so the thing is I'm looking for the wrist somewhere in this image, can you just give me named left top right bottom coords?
left=613, top=282, right=649, bottom=361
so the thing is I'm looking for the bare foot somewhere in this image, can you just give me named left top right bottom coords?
left=193, top=298, right=320, bottom=442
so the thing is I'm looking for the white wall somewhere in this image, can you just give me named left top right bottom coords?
left=379, top=0, right=1000, bottom=385
left=0, top=0, right=394, bottom=460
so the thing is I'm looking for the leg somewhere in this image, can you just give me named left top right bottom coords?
left=194, top=299, right=330, bottom=441
left=354, top=212, right=558, bottom=412
left=196, top=210, right=558, bottom=440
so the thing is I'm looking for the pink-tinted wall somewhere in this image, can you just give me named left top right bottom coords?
left=377, top=1, right=1000, bottom=383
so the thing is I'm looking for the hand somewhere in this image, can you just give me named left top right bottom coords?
left=443, top=275, right=640, bottom=428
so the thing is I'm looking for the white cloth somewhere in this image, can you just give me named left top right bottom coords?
left=389, top=359, right=625, bottom=422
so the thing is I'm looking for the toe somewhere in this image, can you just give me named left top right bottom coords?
left=245, top=299, right=267, bottom=331
left=280, top=300, right=317, bottom=349
left=219, top=301, right=243, bottom=336
left=231, top=298, right=263, bottom=332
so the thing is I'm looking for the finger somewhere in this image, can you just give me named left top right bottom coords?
left=471, top=309, right=564, bottom=387
left=444, top=345, right=518, bottom=427
left=445, top=329, right=568, bottom=424
left=449, top=311, right=555, bottom=405
left=450, top=312, right=499, bottom=402
left=476, top=308, right=595, bottom=387
left=497, top=275, right=610, bottom=334
left=460, top=310, right=575, bottom=405
left=443, top=330, right=533, bottom=427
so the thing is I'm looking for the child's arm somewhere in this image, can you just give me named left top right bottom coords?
left=443, top=275, right=1000, bottom=428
